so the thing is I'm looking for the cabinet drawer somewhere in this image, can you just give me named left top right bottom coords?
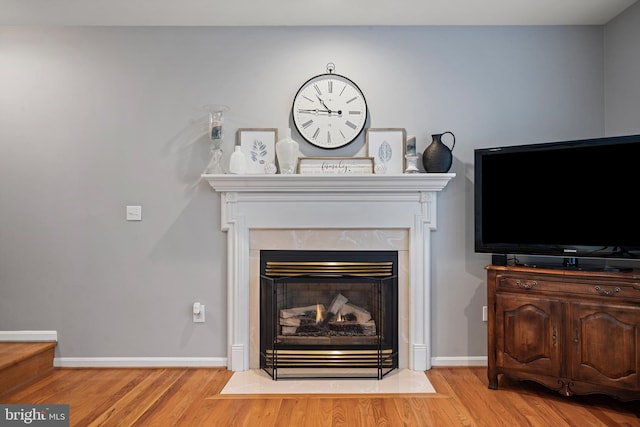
left=497, top=276, right=640, bottom=302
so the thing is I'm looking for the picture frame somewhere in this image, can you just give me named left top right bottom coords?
left=366, top=128, right=407, bottom=175
left=298, top=157, right=375, bottom=175
left=236, top=128, right=278, bottom=174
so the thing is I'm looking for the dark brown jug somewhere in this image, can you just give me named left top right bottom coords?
left=422, top=131, right=455, bottom=172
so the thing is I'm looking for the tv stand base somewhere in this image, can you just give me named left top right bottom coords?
left=486, top=264, right=640, bottom=401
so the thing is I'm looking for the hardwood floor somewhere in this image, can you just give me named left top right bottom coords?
left=0, top=342, right=56, bottom=395
left=1, top=367, right=638, bottom=426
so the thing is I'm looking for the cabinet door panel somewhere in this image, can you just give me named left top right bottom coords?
left=496, top=294, right=562, bottom=376
left=570, top=303, right=640, bottom=390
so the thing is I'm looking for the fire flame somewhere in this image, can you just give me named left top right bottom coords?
left=336, top=312, right=344, bottom=322
left=315, top=303, right=323, bottom=323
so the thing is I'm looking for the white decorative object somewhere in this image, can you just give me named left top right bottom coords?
left=275, top=128, right=300, bottom=174
left=374, top=163, right=387, bottom=174
left=264, top=163, right=277, bottom=174
left=404, top=155, right=420, bottom=173
left=229, top=146, right=247, bottom=174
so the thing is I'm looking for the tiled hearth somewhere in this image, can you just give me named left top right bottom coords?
left=202, top=174, right=455, bottom=372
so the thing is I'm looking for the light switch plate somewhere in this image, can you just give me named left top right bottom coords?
left=126, top=205, right=142, bottom=221
left=193, top=305, right=205, bottom=323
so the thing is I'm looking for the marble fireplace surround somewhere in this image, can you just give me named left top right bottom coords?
left=202, top=174, right=455, bottom=372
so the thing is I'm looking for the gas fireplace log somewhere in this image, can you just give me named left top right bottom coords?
left=328, top=319, right=376, bottom=335
left=281, top=326, right=299, bottom=335
left=279, top=315, right=319, bottom=327
left=328, top=293, right=349, bottom=314
left=280, top=319, right=376, bottom=336
left=280, top=304, right=325, bottom=319
left=279, top=299, right=377, bottom=336
left=338, top=303, right=372, bottom=323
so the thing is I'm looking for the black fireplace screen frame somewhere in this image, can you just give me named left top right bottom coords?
left=259, top=250, right=399, bottom=380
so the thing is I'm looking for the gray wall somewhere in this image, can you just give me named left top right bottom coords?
left=605, top=1, right=640, bottom=135
left=0, top=24, right=620, bottom=361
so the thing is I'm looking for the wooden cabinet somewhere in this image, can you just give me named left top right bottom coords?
left=487, top=265, right=640, bottom=401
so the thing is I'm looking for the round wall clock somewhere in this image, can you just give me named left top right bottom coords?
left=292, top=63, right=368, bottom=149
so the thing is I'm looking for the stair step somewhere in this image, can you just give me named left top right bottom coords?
left=0, top=342, right=56, bottom=396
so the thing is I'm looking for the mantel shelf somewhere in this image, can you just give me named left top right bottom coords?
left=201, top=173, right=455, bottom=193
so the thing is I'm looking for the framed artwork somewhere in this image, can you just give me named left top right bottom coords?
left=236, top=128, right=278, bottom=174
left=366, top=128, right=407, bottom=175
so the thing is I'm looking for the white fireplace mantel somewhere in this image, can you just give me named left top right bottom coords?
left=202, top=173, right=455, bottom=372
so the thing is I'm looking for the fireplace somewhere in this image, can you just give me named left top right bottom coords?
left=202, top=174, right=455, bottom=372
left=260, top=250, right=398, bottom=379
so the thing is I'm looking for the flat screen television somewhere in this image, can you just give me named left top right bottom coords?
left=474, top=134, right=640, bottom=266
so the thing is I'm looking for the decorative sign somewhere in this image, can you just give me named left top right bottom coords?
left=298, top=157, right=375, bottom=175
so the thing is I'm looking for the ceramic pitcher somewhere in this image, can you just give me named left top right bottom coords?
left=422, top=131, right=455, bottom=173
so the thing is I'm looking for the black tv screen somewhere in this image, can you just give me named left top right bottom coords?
left=474, top=134, right=640, bottom=261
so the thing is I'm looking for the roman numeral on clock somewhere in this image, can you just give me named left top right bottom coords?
left=349, top=111, right=361, bottom=115
left=345, top=121, right=357, bottom=130
left=314, top=84, right=322, bottom=95
left=312, top=128, right=320, bottom=140
left=302, top=119, right=313, bottom=129
left=328, top=81, right=333, bottom=94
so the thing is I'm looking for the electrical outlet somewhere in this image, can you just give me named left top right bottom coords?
left=482, top=305, right=488, bottom=322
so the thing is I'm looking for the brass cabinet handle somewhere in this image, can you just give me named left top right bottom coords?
left=594, top=286, right=621, bottom=297
left=552, top=326, right=557, bottom=347
left=515, top=279, right=537, bottom=289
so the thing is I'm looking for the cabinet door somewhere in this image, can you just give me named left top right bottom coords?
left=569, top=302, right=640, bottom=391
left=496, top=294, right=562, bottom=376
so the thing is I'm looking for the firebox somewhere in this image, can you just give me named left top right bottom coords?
left=260, top=250, right=399, bottom=380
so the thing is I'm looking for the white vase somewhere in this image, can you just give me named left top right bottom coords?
left=229, top=146, right=247, bottom=174
left=276, top=128, right=300, bottom=174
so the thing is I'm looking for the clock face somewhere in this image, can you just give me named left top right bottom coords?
left=292, top=73, right=368, bottom=149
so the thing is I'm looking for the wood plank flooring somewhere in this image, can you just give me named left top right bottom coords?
left=1, top=367, right=638, bottom=426
left=0, top=342, right=56, bottom=395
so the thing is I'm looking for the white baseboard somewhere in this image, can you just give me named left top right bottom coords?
left=54, top=357, right=228, bottom=368
left=0, top=330, right=483, bottom=369
left=431, top=356, right=487, bottom=367
left=0, top=330, right=58, bottom=342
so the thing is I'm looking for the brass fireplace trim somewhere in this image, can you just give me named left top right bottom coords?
left=264, top=349, right=395, bottom=367
left=264, top=261, right=394, bottom=277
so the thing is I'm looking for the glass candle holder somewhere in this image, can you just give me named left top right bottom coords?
left=204, top=104, right=229, bottom=174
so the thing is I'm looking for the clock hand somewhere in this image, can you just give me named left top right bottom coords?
left=315, top=94, right=343, bottom=116
left=298, top=108, right=332, bottom=114
left=316, top=94, right=331, bottom=112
